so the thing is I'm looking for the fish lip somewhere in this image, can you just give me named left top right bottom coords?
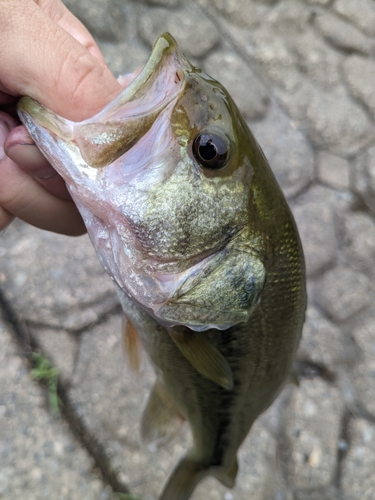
left=18, top=32, right=187, bottom=132
left=80, top=32, right=189, bottom=125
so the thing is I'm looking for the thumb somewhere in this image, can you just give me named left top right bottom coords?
left=0, top=0, right=122, bottom=121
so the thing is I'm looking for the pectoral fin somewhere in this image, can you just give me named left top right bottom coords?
left=141, top=382, right=183, bottom=447
left=122, top=316, right=142, bottom=374
left=168, top=329, right=233, bottom=390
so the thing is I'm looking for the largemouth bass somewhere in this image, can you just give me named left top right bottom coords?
left=18, top=33, right=306, bottom=500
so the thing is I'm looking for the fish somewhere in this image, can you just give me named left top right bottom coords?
left=17, top=33, right=306, bottom=500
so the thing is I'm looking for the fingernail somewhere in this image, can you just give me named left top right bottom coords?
left=6, top=144, right=56, bottom=179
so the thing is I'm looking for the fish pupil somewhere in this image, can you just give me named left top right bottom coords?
left=199, top=141, right=216, bottom=161
left=193, top=132, right=229, bottom=170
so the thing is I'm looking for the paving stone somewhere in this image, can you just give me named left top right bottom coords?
left=342, top=212, right=375, bottom=273
left=0, top=313, right=113, bottom=500
left=250, top=30, right=301, bottom=93
left=352, top=145, right=375, bottom=212
left=143, top=0, right=181, bottom=6
left=98, top=41, right=149, bottom=76
left=138, top=4, right=220, bottom=58
left=297, top=307, right=346, bottom=368
left=317, top=151, right=350, bottom=190
left=341, top=418, right=375, bottom=500
left=63, top=0, right=127, bottom=42
left=31, top=327, right=78, bottom=384
left=304, top=0, right=330, bottom=4
left=283, top=379, right=344, bottom=490
left=316, top=265, right=371, bottom=322
left=250, top=103, right=314, bottom=198
left=334, top=0, right=375, bottom=37
left=343, top=55, right=375, bottom=119
left=291, top=186, right=337, bottom=277
left=315, top=12, right=373, bottom=55
left=304, top=85, right=373, bottom=156
left=0, top=222, right=117, bottom=331
left=295, top=487, right=343, bottom=500
left=351, top=319, right=375, bottom=417
left=204, top=50, right=270, bottom=121
left=292, top=31, right=344, bottom=90
left=207, top=0, right=270, bottom=29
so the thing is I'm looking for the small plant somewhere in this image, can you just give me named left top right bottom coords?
left=30, top=352, right=61, bottom=414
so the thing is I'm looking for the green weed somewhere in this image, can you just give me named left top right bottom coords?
left=30, top=352, right=61, bottom=414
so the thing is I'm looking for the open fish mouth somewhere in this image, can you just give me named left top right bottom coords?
left=18, top=33, right=188, bottom=169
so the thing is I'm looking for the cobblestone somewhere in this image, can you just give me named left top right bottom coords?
left=304, top=86, right=373, bottom=156
left=344, top=55, right=375, bottom=119
left=315, top=12, right=374, bottom=55
left=283, top=379, right=344, bottom=490
left=316, top=265, right=371, bottom=322
left=249, top=103, right=314, bottom=198
left=341, top=418, right=375, bottom=500
left=138, top=4, right=220, bottom=58
left=297, top=307, right=346, bottom=368
left=291, top=186, right=338, bottom=276
left=0, top=314, right=112, bottom=500
left=333, top=0, right=375, bottom=37
left=204, top=50, right=270, bottom=121
left=317, top=151, right=350, bottom=190
left=342, top=212, right=375, bottom=272
left=351, top=319, right=375, bottom=417
left=0, top=222, right=117, bottom=331
left=63, top=0, right=127, bottom=42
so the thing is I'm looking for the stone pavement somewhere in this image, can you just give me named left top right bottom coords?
left=1, top=0, right=375, bottom=498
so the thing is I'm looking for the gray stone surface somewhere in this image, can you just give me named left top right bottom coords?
left=0, top=221, right=117, bottom=331
left=352, top=145, right=375, bottom=212
left=283, top=379, right=344, bottom=490
left=250, top=103, right=314, bottom=198
left=0, top=314, right=112, bottom=500
left=315, top=12, right=374, bottom=55
left=204, top=50, right=270, bottom=121
left=291, top=186, right=338, bottom=277
left=342, top=212, right=375, bottom=272
left=344, top=55, right=375, bottom=119
left=138, top=4, right=220, bottom=58
left=341, top=418, right=375, bottom=500
left=317, top=151, right=350, bottom=190
left=334, top=0, right=375, bottom=37
left=304, top=86, right=373, bottom=156
left=2, top=0, right=375, bottom=498
left=316, top=265, right=371, bottom=322
left=351, top=319, right=375, bottom=417
left=297, top=307, right=346, bottom=368
left=63, top=0, right=127, bottom=42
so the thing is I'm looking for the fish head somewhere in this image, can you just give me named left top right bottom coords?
left=18, top=33, right=269, bottom=331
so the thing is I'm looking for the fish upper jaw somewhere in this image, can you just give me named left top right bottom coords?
left=17, top=33, right=189, bottom=182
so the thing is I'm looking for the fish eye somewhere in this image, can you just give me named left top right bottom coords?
left=192, top=131, right=229, bottom=170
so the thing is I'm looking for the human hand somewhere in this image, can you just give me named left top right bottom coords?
left=0, top=0, right=122, bottom=235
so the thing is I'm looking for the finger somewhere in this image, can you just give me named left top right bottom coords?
left=0, top=0, right=122, bottom=120
left=0, top=155, right=85, bottom=236
left=0, top=205, right=14, bottom=232
left=35, top=0, right=107, bottom=64
left=5, top=125, right=71, bottom=200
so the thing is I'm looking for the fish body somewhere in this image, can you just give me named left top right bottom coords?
left=18, top=33, right=306, bottom=500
